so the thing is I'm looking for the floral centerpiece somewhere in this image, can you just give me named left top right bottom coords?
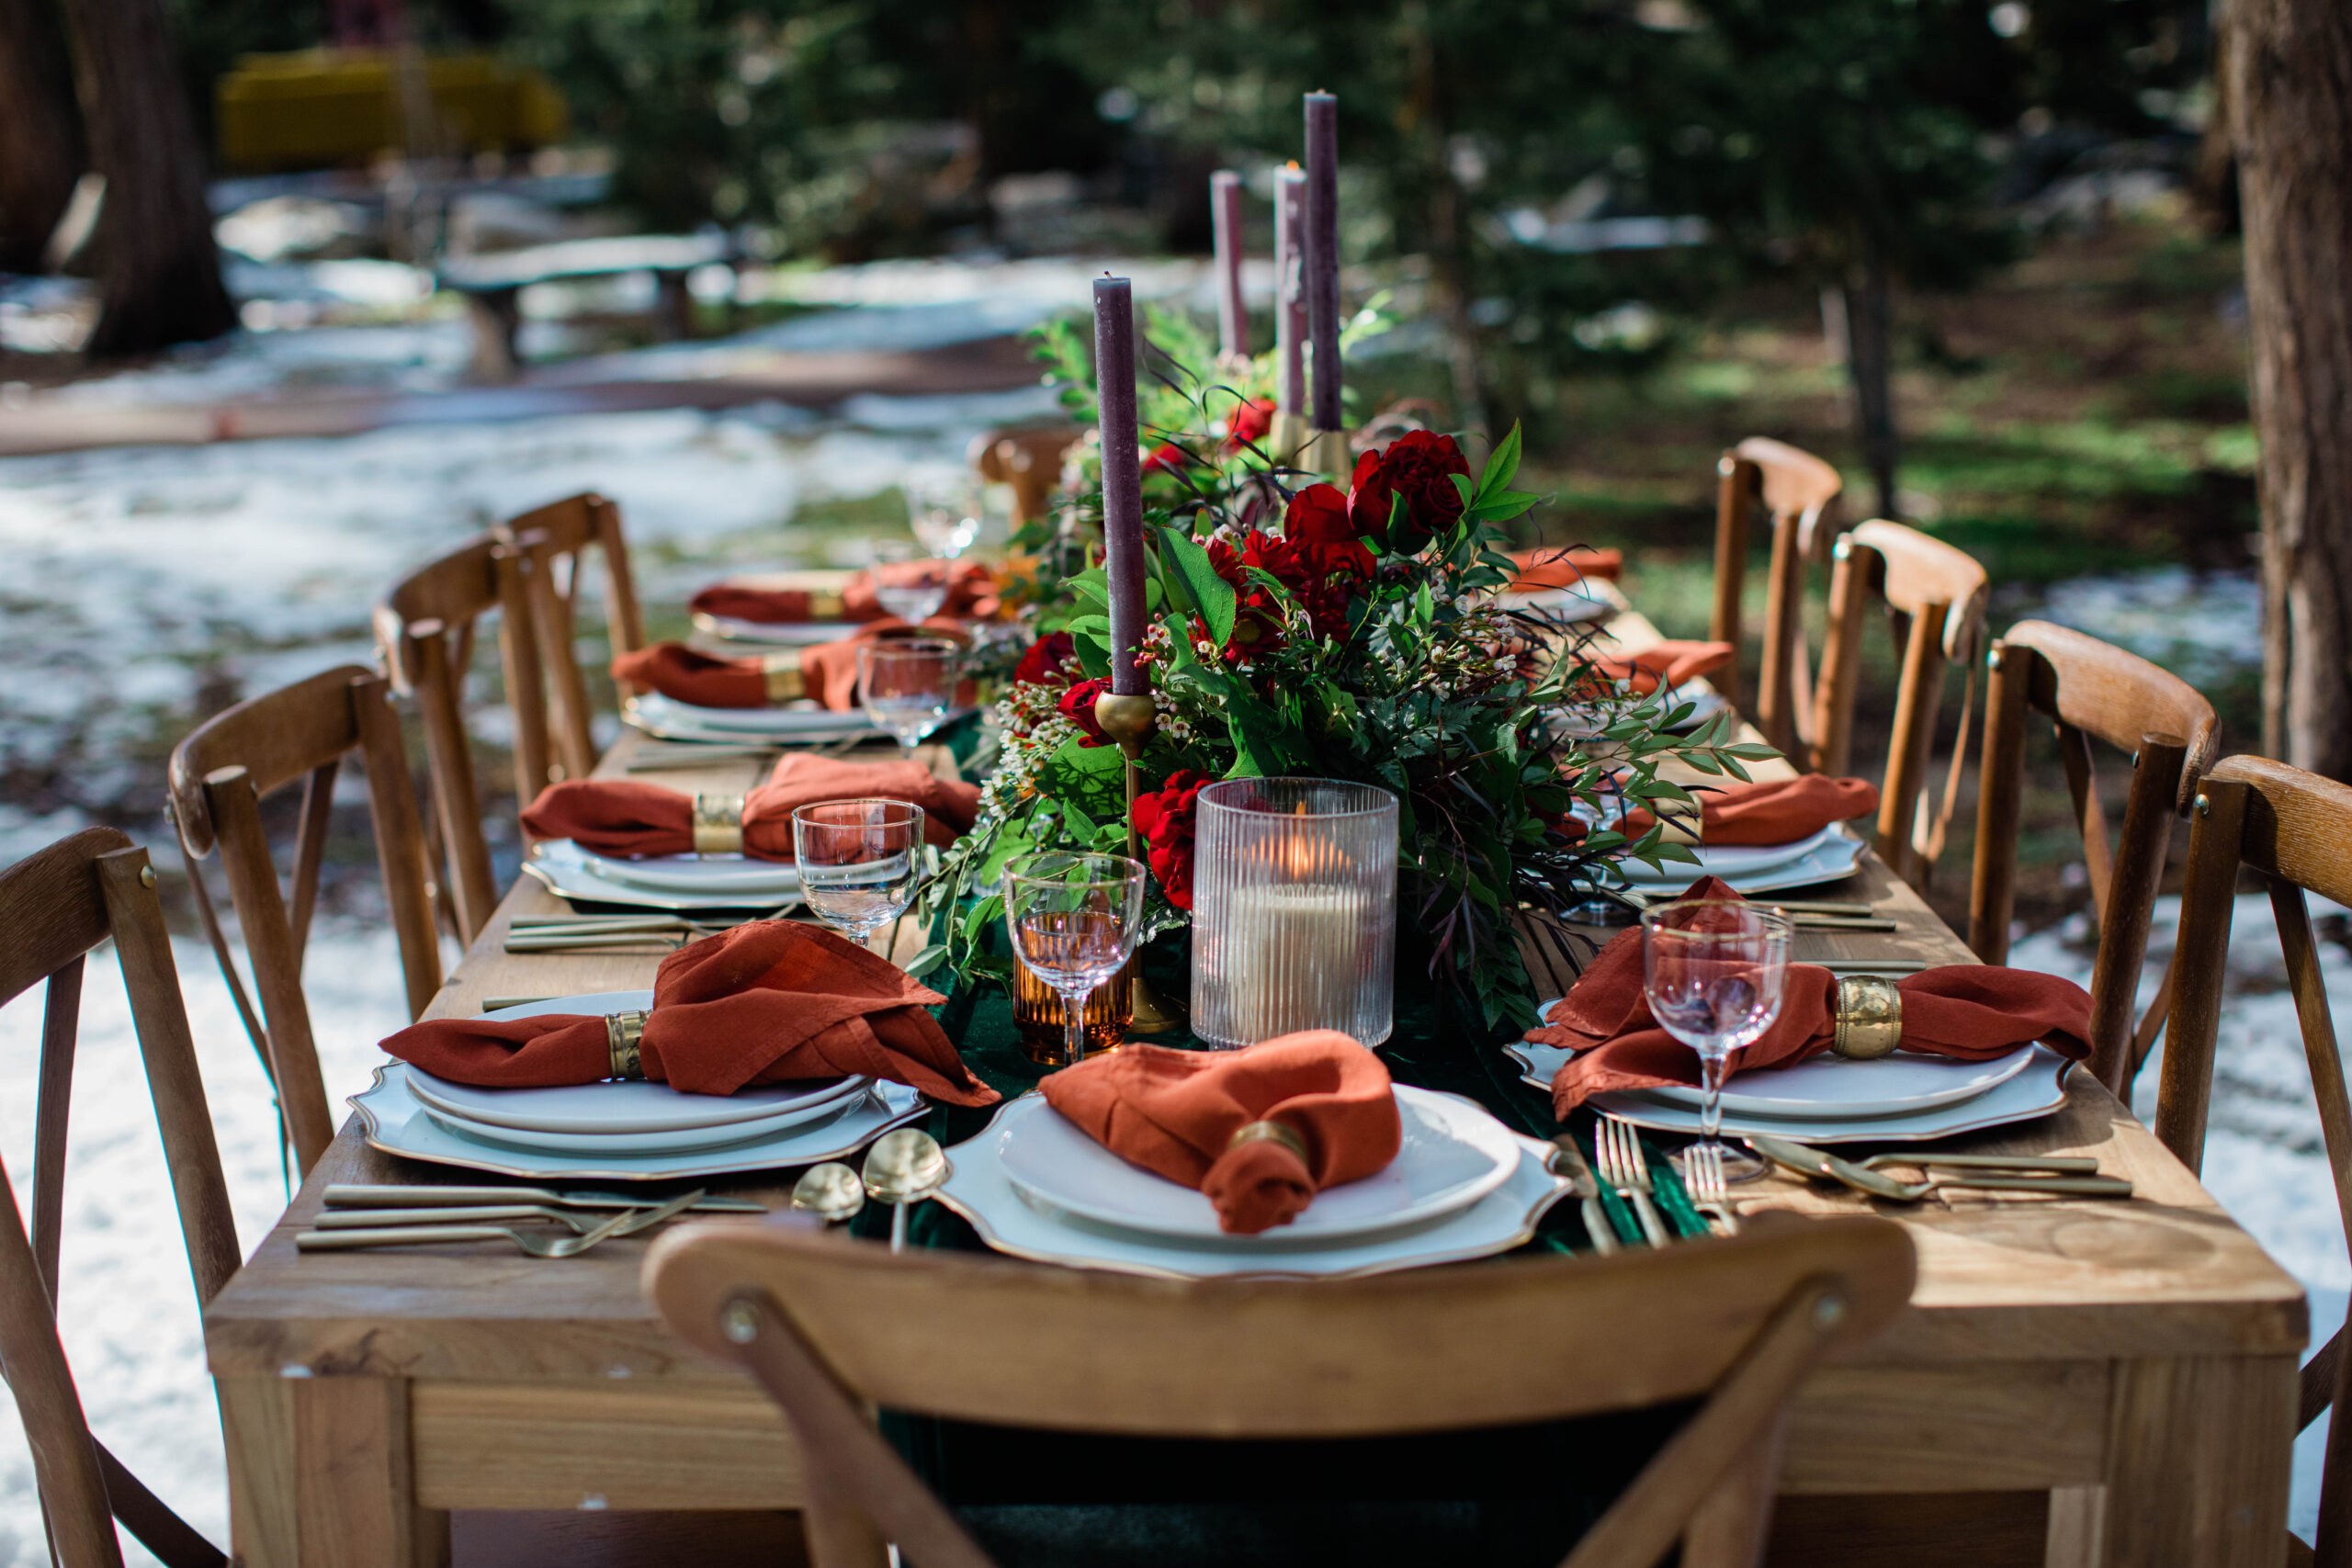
left=919, top=315, right=1773, bottom=1031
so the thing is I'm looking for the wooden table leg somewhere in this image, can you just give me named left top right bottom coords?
left=220, top=1376, right=450, bottom=1568
left=2100, top=1354, right=2296, bottom=1566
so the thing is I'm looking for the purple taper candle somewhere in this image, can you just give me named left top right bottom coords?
left=1211, top=170, right=1248, bottom=358
left=1305, top=91, right=1341, bottom=431
left=1273, top=164, right=1306, bottom=415
left=1093, top=275, right=1148, bottom=697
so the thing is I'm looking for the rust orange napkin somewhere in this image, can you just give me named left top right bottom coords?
left=1619, top=774, right=1879, bottom=846
left=380, top=920, right=998, bottom=1104
left=1041, top=1032, right=1402, bottom=1235
left=1527, top=877, right=2091, bottom=1117
left=522, top=754, right=981, bottom=853
left=1510, top=547, right=1623, bottom=588
left=690, top=561, right=1001, bottom=625
left=1582, top=639, right=1736, bottom=696
left=615, top=621, right=963, bottom=712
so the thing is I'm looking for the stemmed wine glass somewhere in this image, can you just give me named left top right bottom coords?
left=1002, top=853, right=1147, bottom=1068
left=1640, top=897, right=1790, bottom=1183
left=791, top=800, right=927, bottom=951
left=856, top=637, right=960, bottom=757
left=906, top=474, right=984, bottom=560
left=871, top=538, right=948, bottom=622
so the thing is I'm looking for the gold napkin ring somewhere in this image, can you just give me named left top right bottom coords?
left=1831, top=975, right=1903, bottom=1060
left=1227, top=1120, right=1309, bottom=1163
left=808, top=589, right=848, bottom=619
left=692, top=793, right=745, bottom=854
left=605, top=1010, right=648, bottom=1079
left=758, top=653, right=806, bottom=704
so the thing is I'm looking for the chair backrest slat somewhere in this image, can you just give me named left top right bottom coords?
left=649, top=1216, right=1910, bottom=1568
left=1709, top=437, right=1841, bottom=752
left=1968, top=622, right=2217, bottom=1090
left=497, top=492, right=643, bottom=772
left=0, top=829, right=243, bottom=1568
left=170, top=667, right=444, bottom=1175
left=2156, top=755, right=2352, bottom=1559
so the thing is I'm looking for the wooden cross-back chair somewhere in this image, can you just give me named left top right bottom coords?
left=167, top=665, right=445, bottom=1176
left=2154, top=753, right=2352, bottom=1566
left=374, top=533, right=553, bottom=942
left=0, top=828, right=239, bottom=1568
left=647, top=1215, right=1914, bottom=1568
left=1809, top=519, right=1989, bottom=889
left=494, top=491, right=647, bottom=782
left=1968, top=621, right=2219, bottom=1094
left=1707, top=436, right=1842, bottom=758
left=970, top=424, right=1080, bottom=525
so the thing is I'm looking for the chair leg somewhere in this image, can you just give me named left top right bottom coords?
left=1680, top=1416, right=1783, bottom=1568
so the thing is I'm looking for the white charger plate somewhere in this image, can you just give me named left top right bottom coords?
left=582, top=852, right=802, bottom=898
left=352, top=1063, right=926, bottom=1180
left=408, top=991, right=865, bottom=1131
left=693, top=614, right=866, bottom=646
left=1505, top=1040, right=2073, bottom=1145
left=1619, top=824, right=1844, bottom=884
left=937, top=1095, right=1572, bottom=1280
left=628, top=693, right=880, bottom=739
left=525, top=841, right=797, bottom=912
left=1525, top=998, right=2034, bottom=1119
left=1500, top=585, right=1614, bottom=625
left=993, top=1088, right=1521, bottom=1245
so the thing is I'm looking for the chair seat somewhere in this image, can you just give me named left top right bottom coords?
left=452, top=1508, right=808, bottom=1567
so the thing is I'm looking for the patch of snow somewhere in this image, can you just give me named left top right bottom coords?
left=2014, top=566, right=2261, bottom=690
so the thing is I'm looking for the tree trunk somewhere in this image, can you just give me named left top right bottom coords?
left=2230, top=0, right=2352, bottom=779
left=1842, top=249, right=1900, bottom=519
left=55, top=0, right=234, bottom=355
left=0, top=0, right=82, bottom=273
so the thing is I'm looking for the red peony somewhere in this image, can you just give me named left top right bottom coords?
left=1014, top=631, right=1078, bottom=687
left=1224, top=397, right=1277, bottom=452
left=1132, top=768, right=1214, bottom=909
left=1057, top=677, right=1114, bottom=746
left=1349, top=430, right=1471, bottom=546
left=1283, top=481, right=1376, bottom=574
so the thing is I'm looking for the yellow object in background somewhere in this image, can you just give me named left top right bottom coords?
left=217, top=50, right=569, bottom=171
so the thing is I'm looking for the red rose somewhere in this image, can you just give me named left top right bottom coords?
left=1349, top=430, right=1471, bottom=546
left=1224, top=397, right=1277, bottom=452
left=1141, top=442, right=1191, bottom=476
left=1132, top=768, right=1214, bottom=909
left=1057, top=677, right=1114, bottom=746
left=1283, top=482, right=1376, bottom=575
left=1014, top=631, right=1078, bottom=687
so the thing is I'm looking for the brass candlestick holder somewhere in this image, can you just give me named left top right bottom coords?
left=1091, top=690, right=1189, bottom=1035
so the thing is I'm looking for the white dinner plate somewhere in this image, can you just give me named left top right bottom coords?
left=1526, top=998, right=2035, bottom=1119
left=1614, top=831, right=1864, bottom=897
left=352, top=1063, right=926, bottom=1180
left=1618, top=824, right=1845, bottom=885
left=525, top=841, right=797, bottom=912
left=693, top=614, right=866, bottom=646
left=415, top=1090, right=868, bottom=1156
left=1505, top=1040, right=2074, bottom=1145
left=627, top=693, right=881, bottom=739
left=582, top=852, right=802, bottom=897
left=992, top=1087, right=1521, bottom=1245
left=937, top=1095, right=1572, bottom=1280
left=1500, top=585, right=1614, bottom=625
left=409, top=991, right=865, bottom=1130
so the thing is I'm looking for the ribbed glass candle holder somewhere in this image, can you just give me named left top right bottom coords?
left=1190, top=777, right=1398, bottom=1049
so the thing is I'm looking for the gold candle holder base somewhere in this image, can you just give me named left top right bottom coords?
left=1129, top=968, right=1187, bottom=1035
left=1269, top=411, right=1313, bottom=465
left=1297, top=426, right=1353, bottom=479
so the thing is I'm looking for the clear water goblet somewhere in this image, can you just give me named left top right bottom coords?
left=871, top=537, right=947, bottom=622
left=1640, top=897, right=1791, bottom=1183
left=1002, top=853, right=1147, bottom=1068
left=790, top=799, right=927, bottom=951
left=856, top=637, right=959, bottom=757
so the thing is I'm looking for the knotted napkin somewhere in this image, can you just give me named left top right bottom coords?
left=1040, top=1032, right=1402, bottom=1235
left=1510, top=547, right=1623, bottom=588
left=1581, top=639, right=1736, bottom=697
left=523, top=753, right=980, bottom=854
left=381, top=921, right=998, bottom=1104
left=1528, top=878, right=2091, bottom=1118
left=690, top=560, right=1001, bottom=625
left=1619, top=774, right=1880, bottom=847
left=614, top=620, right=964, bottom=712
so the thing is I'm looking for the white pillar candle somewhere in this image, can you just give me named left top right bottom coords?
left=1227, top=884, right=1364, bottom=1044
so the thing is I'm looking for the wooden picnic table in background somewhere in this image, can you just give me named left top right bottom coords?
left=201, top=601, right=2304, bottom=1568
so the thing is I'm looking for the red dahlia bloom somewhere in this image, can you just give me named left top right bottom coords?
left=1132, top=768, right=1214, bottom=909
left=1349, top=430, right=1471, bottom=546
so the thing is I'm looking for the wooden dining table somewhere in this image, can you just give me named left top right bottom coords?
left=201, top=602, right=2305, bottom=1568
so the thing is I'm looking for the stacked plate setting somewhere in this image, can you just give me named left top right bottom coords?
left=625, top=692, right=881, bottom=746
left=526, top=840, right=801, bottom=911
left=1613, top=823, right=1864, bottom=897
left=350, top=990, right=928, bottom=1179
left=1508, top=1001, right=2072, bottom=1145
left=935, top=1088, right=1572, bottom=1280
